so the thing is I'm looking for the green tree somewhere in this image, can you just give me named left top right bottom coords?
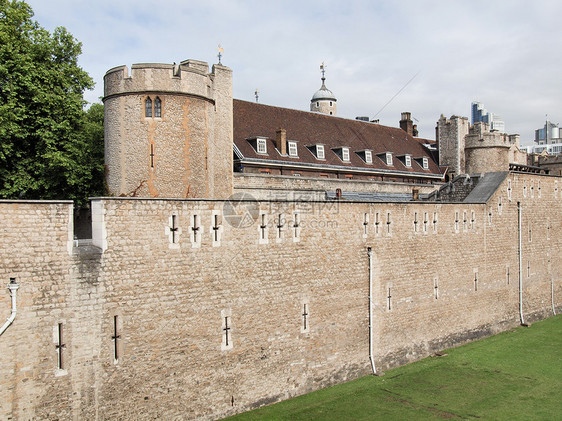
left=0, top=0, right=102, bottom=206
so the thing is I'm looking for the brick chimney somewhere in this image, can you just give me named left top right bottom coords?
left=400, top=112, right=414, bottom=136
left=275, top=128, right=287, bottom=155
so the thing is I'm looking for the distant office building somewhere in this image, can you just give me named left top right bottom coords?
left=471, top=101, right=505, bottom=133
left=534, top=120, right=561, bottom=145
left=525, top=143, right=562, bottom=156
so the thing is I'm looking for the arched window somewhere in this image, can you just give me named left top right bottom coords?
left=154, top=97, right=161, bottom=118
left=145, top=97, right=152, bottom=117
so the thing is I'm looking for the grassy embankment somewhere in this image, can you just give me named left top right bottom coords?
left=227, top=315, right=562, bottom=420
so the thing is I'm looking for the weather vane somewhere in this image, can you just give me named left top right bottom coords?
left=218, top=44, right=223, bottom=65
left=320, top=61, right=326, bottom=80
left=255, top=89, right=259, bottom=103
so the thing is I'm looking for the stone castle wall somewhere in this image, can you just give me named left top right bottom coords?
left=1, top=172, right=561, bottom=420
left=233, top=173, right=440, bottom=200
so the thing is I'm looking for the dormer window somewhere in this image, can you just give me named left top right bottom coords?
left=342, top=147, right=350, bottom=162
left=386, top=152, right=393, bottom=166
left=365, top=150, right=372, bottom=164
left=288, top=141, right=298, bottom=157
left=422, top=157, right=429, bottom=169
left=317, top=144, right=325, bottom=159
left=257, top=138, right=267, bottom=154
left=405, top=155, right=411, bottom=168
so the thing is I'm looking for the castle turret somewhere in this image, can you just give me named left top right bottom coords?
left=103, top=60, right=233, bottom=199
left=310, top=63, right=337, bottom=116
left=465, top=122, right=512, bottom=174
left=436, top=114, right=470, bottom=179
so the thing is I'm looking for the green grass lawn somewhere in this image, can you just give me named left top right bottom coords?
left=227, top=315, right=562, bottom=420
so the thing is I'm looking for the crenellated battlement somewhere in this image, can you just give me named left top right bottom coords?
left=103, top=60, right=231, bottom=102
left=465, top=122, right=513, bottom=150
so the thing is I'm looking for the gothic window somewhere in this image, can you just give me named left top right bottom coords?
left=145, top=97, right=152, bottom=117
left=154, top=97, right=162, bottom=118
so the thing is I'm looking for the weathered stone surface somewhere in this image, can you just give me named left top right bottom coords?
left=0, top=172, right=560, bottom=420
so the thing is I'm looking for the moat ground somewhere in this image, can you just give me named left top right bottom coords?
left=227, top=314, right=562, bottom=420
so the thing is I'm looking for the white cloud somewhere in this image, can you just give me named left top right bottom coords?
left=25, top=0, right=562, bottom=143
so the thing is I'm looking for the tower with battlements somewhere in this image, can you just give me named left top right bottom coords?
left=436, top=114, right=470, bottom=178
left=465, top=122, right=518, bottom=174
left=103, top=60, right=233, bottom=199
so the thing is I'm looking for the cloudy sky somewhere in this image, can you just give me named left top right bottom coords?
left=26, top=0, right=562, bottom=144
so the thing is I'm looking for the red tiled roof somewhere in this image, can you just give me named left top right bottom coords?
left=233, top=99, right=442, bottom=177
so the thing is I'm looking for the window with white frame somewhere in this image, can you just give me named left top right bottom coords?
left=422, top=157, right=429, bottom=169
left=316, top=144, right=325, bottom=159
left=386, top=152, right=393, bottom=166
left=342, top=147, right=350, bottom=162
left=288, top=141, right=298, bottom=157
left=257, top=138, right=267, bottom=154
left=365, top=150, right=372, bottom=164
left=405, top=155, right=412, bottom=167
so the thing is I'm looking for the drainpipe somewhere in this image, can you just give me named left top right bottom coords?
left=367, top=247, right=377, bottom=375
left=517, top=203, right=525, bottom=326
left=0, top=278, right=20, bottom=336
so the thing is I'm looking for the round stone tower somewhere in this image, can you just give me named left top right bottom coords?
left=103, top=59, right=233, bottom=199
left=310, top=63, right=337, bottom=116
left=465, top=122, right=512, bottom=174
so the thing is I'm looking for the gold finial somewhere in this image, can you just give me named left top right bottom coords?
left=218, top=44, right=223, bottom=64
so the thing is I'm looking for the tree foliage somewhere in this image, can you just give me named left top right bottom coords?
left=0, top=0, right=103, bottom=206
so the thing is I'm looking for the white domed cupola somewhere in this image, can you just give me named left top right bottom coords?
left=310, top=62, right=337, bottom=116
